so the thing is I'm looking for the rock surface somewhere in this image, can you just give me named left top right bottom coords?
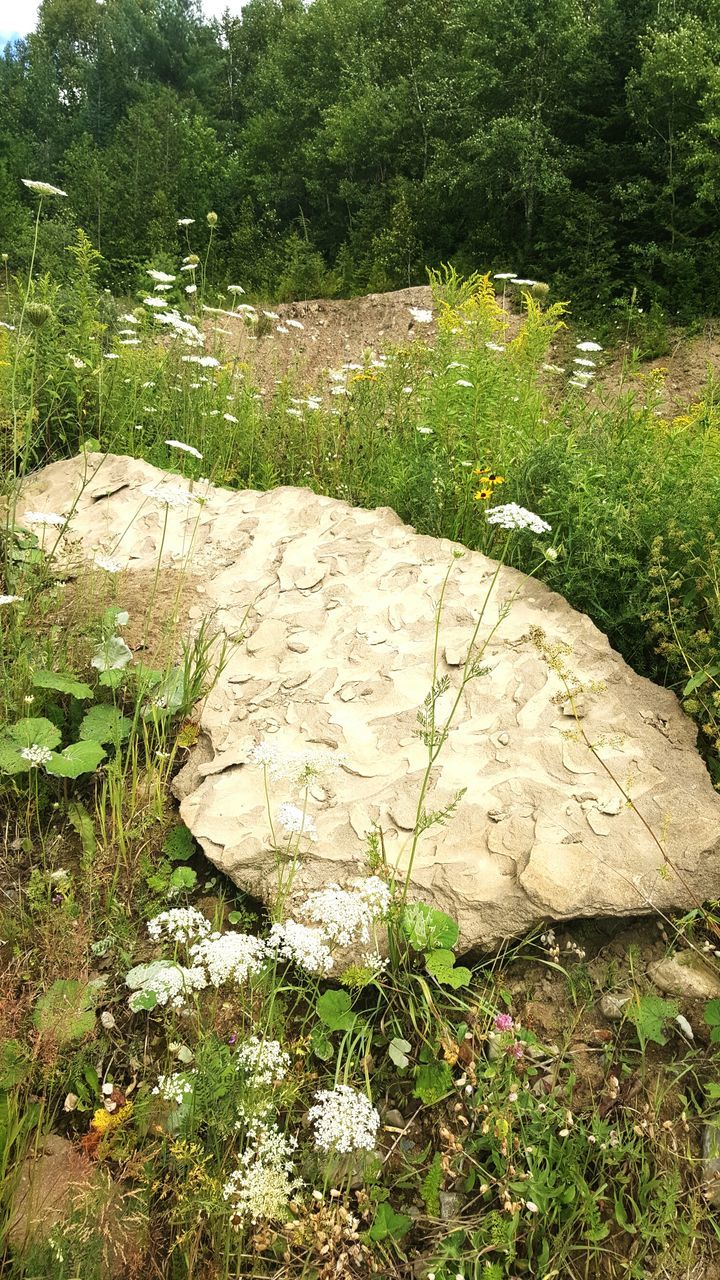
left=20, top=453, right=720, bottom=948
left=648, top=952, right=720, bottom=1001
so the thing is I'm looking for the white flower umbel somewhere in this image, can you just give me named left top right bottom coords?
left=248, top=741, right=344, bottom=787
left=126, top=959, right=208, bottom=1011
left=223, top=1124, right=301, bottom=1225
left=299, top=876, right=391, bottom=947
left=0, top=595, right=23, bottom=606
left=308, top=1085, right=380, bottom=1154
left=23, top=511, right=66, bottom=527
left=22, top=179, right=67, bottom=197
left=576, top=341, right=603, bottom=352
left=266, top=920, right=334, bottom=976
left=408, top=306, right=433, bottom=323
left=277, top=803, right=318, bottom=841
left=485, top=503, right=551, bottom=534
left=147, top=270, right=176, bottom=284
left=147, top=907, right=212, bottom=945
left=177, top=217, right=195, bottom=227
left=189, top=931, right=268, bottom=987
left=20, top=744, right=52, bottom=767
left=153, top=1070, right=196, bottom=1105
left=235, top=1036, right=291, bottom=1086
left=141, top=482, right=199, bottom=511
left=165, top=439, right=203, bottom=460
left=142, top=296, right=168, bottom=308
left=93, top=554, right=123, bottom=573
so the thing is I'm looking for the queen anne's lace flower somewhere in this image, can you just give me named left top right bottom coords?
left=189, top=931, right=268, bottom=986
left=299, top=876, right=391, bottom=947
left=235, top=1036, right=291, bottom=1086
left=94, top=554, right=122, bottom=573
left=22, top=179, right=67, bottom=197
left=141, top=482, right=198, bottom=510
left=20, top=744, right=52, bottom=767
left=266, top=920, right=334, bottom=975
left=126, top=960, right=207, bottom=1011
left=165, top=439, right=203, bottom=459
left=153, top=1071, right=196, bottom=1105
left=0, top=595, right=23, bottom=606
left=248, top=741, right=344, bottom=787
left=576, top=340, right=603, bottom=352
left=408, top=306, right=433, bottom=323
left=223, top=1124, right=301, bottom=1225
left=23, top=511, right=66, bottom=527
left=147, top=907, right=212, bottom=945
left=485, top=503, right=551, bottom=534
left=147, top=270, right=176, bottom=283
left=307, top=1085, right=380, bottom=1154
left=277, top=803, right=318, bottom=841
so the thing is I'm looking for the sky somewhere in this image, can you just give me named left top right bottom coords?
left=1, top=0, right=249, bottom=46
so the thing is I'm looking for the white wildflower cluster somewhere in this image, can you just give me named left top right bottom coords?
left=300, top=877, right=391, bottom=947
left=569, top=340, right=603, bottom=389
left=408, top=306, right=433, bottom=324
left=20, top=744, right=52, bottom=767
left=151, top=309, right=204, bottom=346
left=189, top=931, right=268, bottom=987
left=22, top=511, right=66, bottom=527
left=94, top=553, right=123, bottom=573
left=486, top=503, right=551, bottom=534
left=165, top=438, right=203, bottom=460
left=181, top=354, right=220, bottom=368
left=266, top=920, right=334, bottom=976
left=0, top=595, right=23, bottom=606
left=141, top=482, right=200, bottom=510
left=235, top=1036, right=291, bottom=1086
left=277, top=802, right=318, bottom=841
left=307, top=1085, right=380, bottom=1154
left=153, top=1070, right=196, bottom=1106
left=223, top=1124, right=301, bottom=1225
left=248, top=740, right=345, bottom=786
left=126, top=959, right=208, bottom=1011
left=22, top=179, right=67, bottom=197
left=147, top=907, right=213, bottom=945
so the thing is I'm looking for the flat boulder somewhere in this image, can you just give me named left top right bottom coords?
left=21, top=453, right=720, bottom=948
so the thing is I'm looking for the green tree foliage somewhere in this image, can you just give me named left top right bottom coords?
left=2, top=0, right=720, bottom=314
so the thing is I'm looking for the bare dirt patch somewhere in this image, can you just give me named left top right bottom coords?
left=206, top=284, right=720, bottom=412
left=205, top=285, right=435, bottom=390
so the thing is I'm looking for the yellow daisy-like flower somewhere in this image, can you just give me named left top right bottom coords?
left=474, top=487, right=492, bottom=501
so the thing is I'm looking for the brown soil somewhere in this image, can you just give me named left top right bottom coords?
left=205, top=285, right=720, bottom=411
left=204, top=285, right=435, bottom=391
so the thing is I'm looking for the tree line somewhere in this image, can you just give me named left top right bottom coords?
left=2, top=0, right=720, bottom=316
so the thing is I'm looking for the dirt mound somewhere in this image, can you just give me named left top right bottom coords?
left=204, top=285, right=434, bottom=389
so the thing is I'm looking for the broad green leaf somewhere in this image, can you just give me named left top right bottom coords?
left=46, top=740, right=106, bottom=778
left=98, top=669, right=125, bottom=689
left=316, top=989, right=356, bottom=1032
left=8, top=717, right=62, bottom=750
left=91, top=635, right=133, bottom=672
left=705, top=1000, right=720, bottom=1027
left=413, top=1059, right=454, bottom=1105
left=425, top=948, right=472, bottom=989
left=310, top=1026, right=334, bottom=1061
left=401, top=901, right=459, bottom=951
left=369, top=1200, right=412, bottom=1242
left=79, top=704, right=132, bottom=745
left=388, top=1036, right=412, bottom=1068
left=163, top=824, right=195, bottom=862
left=626, top=994, right=678, bottom=1048
left=33, top=979, right=102, bottom=1044
left=0, top=1039, right=32, bottom=1088
left=169, top=866, right=197, bottom=892
left=0, top=739, right=32, bottom=774
left=32, top=670, right=94, bottom=700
